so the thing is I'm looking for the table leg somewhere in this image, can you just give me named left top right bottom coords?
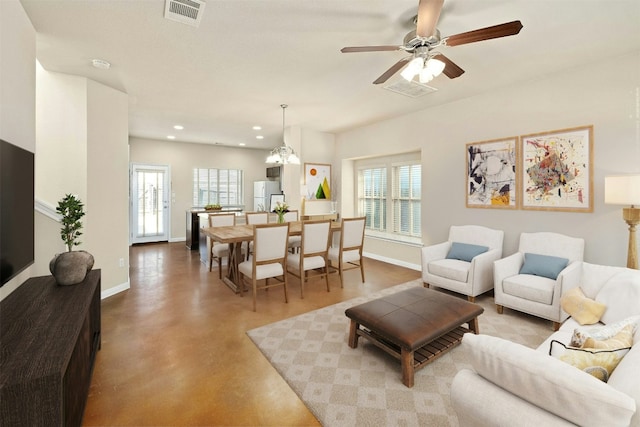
left=468, top=316, right=480, bottom=334
left=401, top=348, right=415, bottom=388
left=348, top=320, right=359, bottom=348
left=221, top=242, right=243, bottom=293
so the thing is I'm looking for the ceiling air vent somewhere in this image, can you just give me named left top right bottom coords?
left=383, top=79, right=437, bottom=98
left=164, top=0, right=206, bottom=28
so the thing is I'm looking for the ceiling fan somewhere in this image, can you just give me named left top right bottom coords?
left=341, top=0, right=523, bottom=85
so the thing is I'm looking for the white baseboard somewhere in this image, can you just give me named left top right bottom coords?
left=363, top=251, right=421, bottom=271
left=169, top=237, right=186, bottom=243
left=101, top=279, right=130, bottom=299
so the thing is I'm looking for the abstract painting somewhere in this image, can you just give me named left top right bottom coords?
left=520, top=125, right=593, bottom=212
left=466, top=137, right=518, bottom=209
left=304, top=163, right=331, bottom=200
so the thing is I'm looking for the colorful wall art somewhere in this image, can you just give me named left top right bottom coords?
left=466, top=137, right=518, bottom=209
left=304, top=163, right=331, bottom=200
left=520, top=125, right=593, bottom=212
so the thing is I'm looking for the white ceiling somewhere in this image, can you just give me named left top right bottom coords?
left=20, top=0, right=640, bottom=150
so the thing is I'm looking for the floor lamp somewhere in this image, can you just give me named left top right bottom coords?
left=605, top=175, right=640, bottom=269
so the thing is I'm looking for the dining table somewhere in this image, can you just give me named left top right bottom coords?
left=202, top=220, right=341, bottom=293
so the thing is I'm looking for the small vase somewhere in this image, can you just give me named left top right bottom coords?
left=277, top=212, right=285, bottom=224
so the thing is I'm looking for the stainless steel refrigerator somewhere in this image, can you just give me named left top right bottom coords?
left=253, top=180, right=281, bottom=211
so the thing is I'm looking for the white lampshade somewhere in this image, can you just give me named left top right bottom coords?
left=400, top=57, right=424, bottom=81
left=418, top=68, right=434, bottom=83
left=425, top=58, right=445, bottom=77
left=605, top=175, right=640, bottom=206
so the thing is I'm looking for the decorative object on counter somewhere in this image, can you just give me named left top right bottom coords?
left=49, top=194, right=94, bottom=286
left=204, top=203, right=222, bottom=211
left=273, top=201, right=289, bottom=224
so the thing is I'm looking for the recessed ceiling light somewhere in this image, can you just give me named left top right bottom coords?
left=252, top=126, right=262, bottom=130
left=173, top=125, right=184, bottom=130
left=167, top=135, right=176, bottom=140
left=239, top=143, right=246, bottom=146
left=256, top=135, right=264, bottom=140
left=91, top=59, right=111, bottom=70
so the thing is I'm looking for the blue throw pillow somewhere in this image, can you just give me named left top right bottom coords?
left=519, top=253, right=569, bottom=280
left=446, top=242, right=489, bottom=262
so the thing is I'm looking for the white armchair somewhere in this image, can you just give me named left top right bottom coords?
left=494, top=232, right=585, bottom=330
left=421, top=225, right=504, bottom=302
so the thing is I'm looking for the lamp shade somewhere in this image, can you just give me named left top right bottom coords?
left=605, top=175, right=640, bottom=206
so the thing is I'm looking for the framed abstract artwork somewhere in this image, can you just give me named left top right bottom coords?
left=466, top=137, right=518, bottom=209
left=520, top=125, right=593, bottom=212
left=304, top=163, right=331, bottom=200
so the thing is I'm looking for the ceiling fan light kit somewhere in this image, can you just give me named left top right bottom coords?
left=341, top=0, right=523, bottom=85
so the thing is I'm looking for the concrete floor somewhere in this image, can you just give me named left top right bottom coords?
left=83, top=242, right=420, bottom=426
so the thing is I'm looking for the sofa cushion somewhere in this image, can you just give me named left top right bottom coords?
left=461, top=333, right=636, bottom=427
left=428, top=259, right=470, bottom=282
left=596, top=271, right=640, bottom=324
left=519, top=253, right=569, bottom=280
left=608, top=343, right=640, bottom=427
left=446, top=242, right=488, bottom=262
left=503, top=274, right=555, bottom=305
left=560, top=287, right=607, bottom=325
left=570, top=315, right=640, bottom=347
left=549, top=340, right=630, bottom=382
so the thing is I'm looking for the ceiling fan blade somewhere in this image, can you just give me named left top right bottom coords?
left=373, top=58, right=411, bottom=85
left=416, top=0, right=444, bottom=38
left=433, top=53, right=465, bottom=79
left=444, top=20, right=523, bottom=47
left=341, top=46, right=400, bottom=53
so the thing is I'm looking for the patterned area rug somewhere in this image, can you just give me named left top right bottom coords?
left=247, top=280, right=551, bottom=426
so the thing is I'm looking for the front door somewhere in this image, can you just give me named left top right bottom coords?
left=131, top=164, right=170, bottom=244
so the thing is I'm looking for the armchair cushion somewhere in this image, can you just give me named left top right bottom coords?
left=560, top=287, right=607, bottom=325
left=428, top=259, right=470, bottom=283
left=503, top=274, right=556, bottom=305
left=446, top=242, right=488, bottom=262
left=519, top=253, right=569, bottom=280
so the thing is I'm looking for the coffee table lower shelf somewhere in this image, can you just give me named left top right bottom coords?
left=354, top=325, right=470, bottom=386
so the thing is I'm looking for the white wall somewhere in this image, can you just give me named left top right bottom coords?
left=0, top=0, right=36, bottom=300
left=337, top=50, right=640, bottom=268
left=129, top=137, right=277, bottom=240
left=35, top=67, right=130, bottom=296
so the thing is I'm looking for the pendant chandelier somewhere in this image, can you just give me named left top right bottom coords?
left=265, top=104, right=300, bottom=165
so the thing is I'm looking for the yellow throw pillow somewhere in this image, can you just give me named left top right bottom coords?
left=583, top=324, right=634, bottom=350
left=560, top=287, right=606, bottom=325
left=549, top=340, right=630, bottom=382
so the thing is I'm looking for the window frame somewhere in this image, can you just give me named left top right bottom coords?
left=193, top=168, right=244, bottom=208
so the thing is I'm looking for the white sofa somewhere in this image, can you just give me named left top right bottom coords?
left=451, top=262, right=640, bottom=427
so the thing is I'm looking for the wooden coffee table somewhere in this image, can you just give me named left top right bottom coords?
left=345, top=286, right=484, bottom=387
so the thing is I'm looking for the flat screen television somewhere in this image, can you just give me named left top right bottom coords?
left=1, top=139, right=35, bottom=286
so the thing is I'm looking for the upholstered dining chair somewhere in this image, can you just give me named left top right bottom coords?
left=328, top=217, right=366, bottom=288
left=421, top=225, right=504, bottom=302
left=208, top=213, right=236, bottom=279
left=245, top=211, right=269, bottom=260
left=494, top=232, right=585, bottom=330
left=282, top=210, right=301, bottom=253
left=238, top=223, right=290, bottom=311
left=286, top=220, right=332, bottom=298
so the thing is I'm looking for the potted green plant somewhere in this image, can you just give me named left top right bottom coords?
left=49, top=194, right=94, bottom=285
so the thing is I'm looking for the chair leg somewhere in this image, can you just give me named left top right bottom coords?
left=252, top=278, right=258, bottom=312
left=339, top=264, right=344, bottom=288
left=467, top=296, right=475, bottom=303
left=218, top=258, right=223, bottom=279
left=209, top=253, right=213, bottom=272
left=324, top=266, right=330, bottom=293
left=424, top=282, right=430, bottom=288
left=282, top=270, right=289, bottom=304
left=496, top=305, right=503, bottom=314
left=552, top=321, right=560, bottom=331
left=359, top=259, right=365, bottom=283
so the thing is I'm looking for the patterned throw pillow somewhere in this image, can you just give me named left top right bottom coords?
left=560, top=287, right=606, bottom=325
left=549, top=340, right=631, bottom=382
left=583, top=324, right=634, bottom=350
left=570, top=315, right=640, bottom=347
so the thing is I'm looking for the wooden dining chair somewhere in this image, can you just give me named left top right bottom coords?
left=286, top=220, right=332, bottom=298
left=238, top=223, right=290, bottom=311
left=328, top=217, right=366, bottom=288
left=245, top=212, right=269, bottom=260
left=282, top=210, right=301, bottom=253
left=208, top=213, right=236, bottom=278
